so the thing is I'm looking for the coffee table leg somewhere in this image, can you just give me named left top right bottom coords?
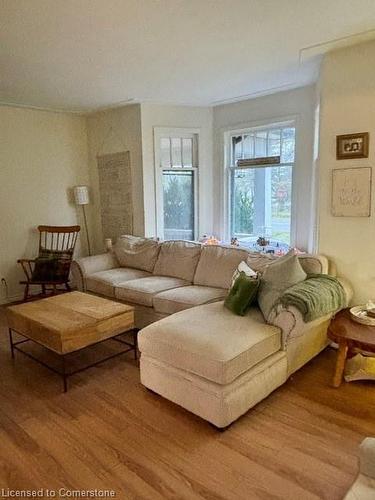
left=333, top=340, right=348, bottom=388
left=8, top=328, right=15, bottom=359
left=62, top=355, right=68, bottom=393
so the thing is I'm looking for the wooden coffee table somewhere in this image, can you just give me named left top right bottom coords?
left=328, top=308, right=375, bottom=387
left=6, top=291, right=135, bottom=391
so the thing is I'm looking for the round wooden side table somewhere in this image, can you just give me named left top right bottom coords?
left=328, top=308, right=375, bottom=387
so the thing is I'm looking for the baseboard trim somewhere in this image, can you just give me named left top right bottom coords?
left=0, top=293, right=24, bottom=306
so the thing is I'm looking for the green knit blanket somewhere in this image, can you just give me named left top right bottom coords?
left=276, top=274, right=346, bottom=322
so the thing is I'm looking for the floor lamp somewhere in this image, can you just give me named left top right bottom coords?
left=74, top=185, right=91, bottom=256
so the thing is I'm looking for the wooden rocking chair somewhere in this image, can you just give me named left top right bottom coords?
left=18, top=225, right=81, bottom=301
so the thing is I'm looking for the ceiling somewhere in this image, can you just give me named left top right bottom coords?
left=1, top=0, right=375, bottom=113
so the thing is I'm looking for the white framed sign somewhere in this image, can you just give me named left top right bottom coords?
left=332, top=167, right=372, bottom=217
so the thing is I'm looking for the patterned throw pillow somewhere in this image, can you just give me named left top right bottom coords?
left=32, top=249, right=72, bottom=282
left=231, top=260, right=257, bottom=287
left=224, top=272, right=260, bottom=316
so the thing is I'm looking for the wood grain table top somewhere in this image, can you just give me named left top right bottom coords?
left=5, top=292, right=134, bottom=354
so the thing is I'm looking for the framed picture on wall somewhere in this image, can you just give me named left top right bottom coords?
left=332, top=167, right=372, bottom=217
left=336, top=132, right=369, bottom=160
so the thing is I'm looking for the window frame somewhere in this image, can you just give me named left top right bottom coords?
left=224, top=119, right=297, bottom=246
left=154, top=127, right=200, bottom=241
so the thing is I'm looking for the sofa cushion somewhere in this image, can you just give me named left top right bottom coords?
left=245, top=252, right=330, bottom=276
left=138, top=301, right=281, bottom=384
left=153, top=285, right=227, bottom=315
left=153, top=240, right=201, bottom=281
left=85, top=268, right=151, bottom=297
left=246, top=252, right=278, bottom=273
left=258, top=252, right=307, bottom=320
left=113, top=235, right=160, bottom=272
left=193, top=245, right=250, bottom=289
left=115, top=276, right=189, bottom=307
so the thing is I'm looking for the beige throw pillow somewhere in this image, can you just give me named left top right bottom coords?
left=257, top=251, right=307, bottom=320
left=114, top=235, right=160, bottom=272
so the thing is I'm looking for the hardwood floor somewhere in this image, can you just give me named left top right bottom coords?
left=0, top=307, right=374, bottom=500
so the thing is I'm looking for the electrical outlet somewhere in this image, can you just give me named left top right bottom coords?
left=1, top=278, right=8, bottom=301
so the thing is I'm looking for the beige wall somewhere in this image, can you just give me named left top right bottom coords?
left=213, top=86, right=316, bottom=251
left=0, top=106, right=89, bottom=303
left=317, top=41, right=375, bottom=304
left=140, top=103, right=213, bottom=238
left=86, top=104, right=144, bottom=252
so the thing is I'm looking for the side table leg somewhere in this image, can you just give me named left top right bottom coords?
left=333, top=341, right=348, bottom=388
left=8, top=328, right=15, bottom=359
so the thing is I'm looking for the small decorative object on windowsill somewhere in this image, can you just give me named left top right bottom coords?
left=230, top=237, right=239, bottom=246
left=73, top=185, right=91, bottom=256
left=199, top=235, right=220, bottom=245
left=256, top=236, right=269, bottom=248
left=105, top=238, right=113, bottom=252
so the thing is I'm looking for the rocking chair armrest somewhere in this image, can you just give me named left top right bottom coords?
left=18, top=258, right=36, bottom=281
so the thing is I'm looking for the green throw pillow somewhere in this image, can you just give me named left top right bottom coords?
left=224, top=272, right=260, bottom=316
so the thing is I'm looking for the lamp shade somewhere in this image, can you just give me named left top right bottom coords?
left=73, top=185, right=90, bottom=205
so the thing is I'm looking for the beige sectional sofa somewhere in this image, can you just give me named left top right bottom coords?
left=72, top=239, right=352, bottom=428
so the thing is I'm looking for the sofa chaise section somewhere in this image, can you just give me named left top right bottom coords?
left=139, top=302, right=286, bottom=428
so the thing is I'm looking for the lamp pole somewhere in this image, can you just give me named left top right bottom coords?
left=82, top=204, right=91, bottom=256
left=73, top=186, right=91, bottom=256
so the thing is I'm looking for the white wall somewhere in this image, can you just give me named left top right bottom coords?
left=0, top=106, right=89, bottom=303
left=212, top=86, right=316, bottom=251
left=140, top=103, right=213, bottom=238
left=317, top=41, right=375, bottom=303
left=86, top=104, right=144, bottom=252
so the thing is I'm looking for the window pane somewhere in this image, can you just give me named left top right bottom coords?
left=171, top=138, right=182, bottom=167
left=163, top=170, right=194, bottom=241
left=231, top=169, right=255, bottom=236
left=267, top=129, right=281, bottom=157
left=243, top=134, right=254, bottom=159
left=182, top=138, right=193, bottom=167
left=160, top=138, right=171, bottom=168
left=232, top=136, right=243, bottom=164
left=281, top=127, right=295, bottom=163
left=231, top=165, right=292, bottom=246
left=254, top=131, right=267, bottom=157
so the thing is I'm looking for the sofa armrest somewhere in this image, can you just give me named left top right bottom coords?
left=71, top=253, right=119, bottom=291
left=268, top=275, right=353, bottom=348
left=360, top=438, right=375, bottom=478
left=268, top=305, right=320, bottom=349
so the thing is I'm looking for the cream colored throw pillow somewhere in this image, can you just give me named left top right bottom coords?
left=257, top=251, right=307, bottom=321
left=114, top=235, right=160, bottom=272
left=231, top=260, right=257, bottom=286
